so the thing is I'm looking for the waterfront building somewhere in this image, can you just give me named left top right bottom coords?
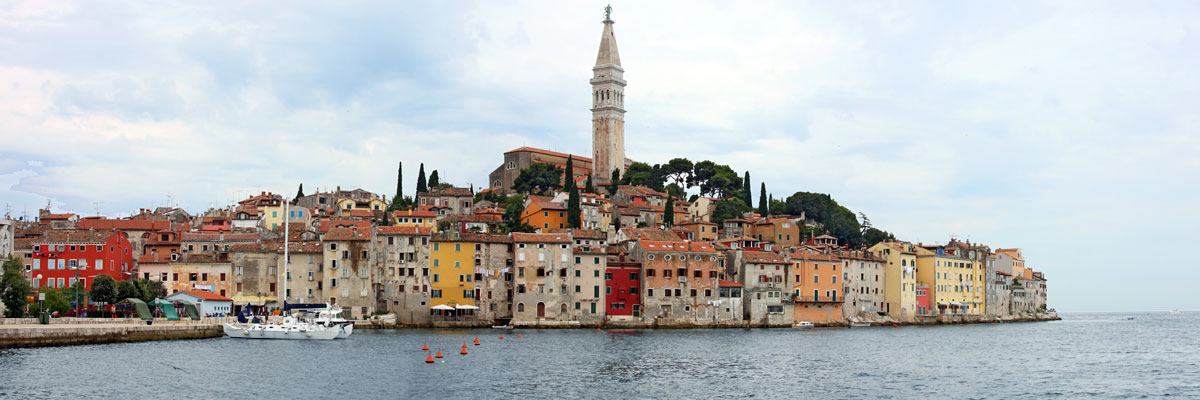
left=322, top=227, right=375, bottom=318
left=989, top=269, right=1013, bottom=317
left=277, top=241, right=324, bottom=305
left=75, top=218, right=174, bottom=264
left=375, top=226, right=433, bottom=325
left=726, top=249, right=792, bottom=326
left=571, top=241, right=606, bottom=323
left=868, top=241, right=918, bottom=321
left=228, top=242, right=282, bottom=307
left=605, top=246, right=642, bottom=321
left=633, top=240, right=721, bottom=325
left=179, top=232, right=258, bottom=261
left=429, top=233, right=476, bottom=311
left=138, top=252, right=233, bottom=298
left=788, top=249, right=844, bottom=324
left=915, top=243, right=983, bottom=316
left=511, top=232, right=575, bottom=324
left=467, top=233, right=515, bottom=323
left=716, top=280, right=744, bottom=322
left=30, top=230, right=134, bottom=291
left=165, top=290, right=233, bottom=316
left=841, top=249, right=886, bottom=320
left=522, top=197, right=568, bottom=232
left=915, top=283, right=930, bottom=315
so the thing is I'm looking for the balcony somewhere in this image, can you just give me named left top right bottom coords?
left=792, top=295, right=840, bottom=303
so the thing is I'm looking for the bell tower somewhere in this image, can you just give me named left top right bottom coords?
left=591, top=5, right=625, bottom=183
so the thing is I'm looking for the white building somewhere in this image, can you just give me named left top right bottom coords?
left=166, top=290, right=234, bottom=317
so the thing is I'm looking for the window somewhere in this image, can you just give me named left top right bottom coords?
left=431, top=289, right=442, bottom=298
left=813, top=275, right=819, bottom=283
left=646, top=269, right=655, bottom=277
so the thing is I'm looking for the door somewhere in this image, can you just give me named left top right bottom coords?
left=537, top=302, right=545, bottom=318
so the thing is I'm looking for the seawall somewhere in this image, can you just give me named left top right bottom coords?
left=0, top=321, right=224, bottom=349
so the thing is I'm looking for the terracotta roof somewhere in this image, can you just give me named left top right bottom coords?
left=512, top=232, right=571, bottom=243
left=638, top=240, right=717, bottom=253
left=377, top=226, right=433, bottom=235
left=40, top=230, right=120, bottom=243
left=76, top=219, right=172, bottom=231
left=324, top=227, right=372, bottom=241
left=741, top=250, right=788, bottom=264
left=718, top=280, right=743, bottom=287
left=529, top=196, right=566, bottom=211
left=180, top=232, right=259, bottom=242
left=13, top=238, right=32, bottom=250
left=787, top=250, right=840, bottom=262
left=137, top=252, right=173, bottom=264
left=622, top=227, right=681, bottom=242
left=458, top=233, right=513, bottom=243
left=505, top=146, right=593, bottom=163
left=317, top=219, right=372, bottom=233
left=346, top=209, right=376, bottom=218
left=181, top=290, right=233, bottom=302
left=41, top=213, right=76, bottom=221
left=425, top=187, right=473, bottom=197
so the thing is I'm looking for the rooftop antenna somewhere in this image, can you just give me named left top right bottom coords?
left=93, top=202, right=103, bottom=217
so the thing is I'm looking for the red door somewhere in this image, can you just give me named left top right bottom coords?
left=537, top=302, right=545, bottom=318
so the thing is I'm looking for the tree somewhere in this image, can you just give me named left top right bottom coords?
left=429, top=170, right=440, bottom=188
left=566, top=184, right=581, bottom=229
left=758, top=183, right=768, bottom=215
left=663, top=194, right=675, bottom=227
left=608, top=169, right=620, bottom=195
left=611, top=207, right=622, bottom=230
left=89, top=275, right=118, bottom=305
left=394, top=162, right=404, bottom=203
left=501, top=195, right=534, bottom=233
left=743, top=172, right=752, bottom=209
left=140, top=279, right=167, bottom=302
left=563, top=156, right=575, bottom=192
left=862, top=228, right=895, bottom=247
left=416, top=163, right=428, bottom=193
left=770, top=197, right=786, bottom=216
left=662, top=158, right=694, bottom=188
left=664, top=183, right=685, bottom=200
left=512, top=163, right=563, bottom=195
left=584, top=175, right=595, bottom=194
left=116, top=280, right=140, bottom=302
left=43, top=289, right=69, bottom=314
left=296, top=183, right=305, bottom=199
left=1, top=257, right=30, bottom=317
left=622, top=162, right=654, bottom=186
left=859, top=212, right=872, bottom=232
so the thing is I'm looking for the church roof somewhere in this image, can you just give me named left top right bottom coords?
left=595, top=18, right=621, bottom=67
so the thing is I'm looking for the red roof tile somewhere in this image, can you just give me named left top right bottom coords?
left=323, top=227, right=372, bottom=241
left=512, top=232, right=571, bottom=243
left=505, top=146, right=593, bottom=163
left=377, top=226, right=433, bottom=235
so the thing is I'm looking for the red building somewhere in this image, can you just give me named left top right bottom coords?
left=916, top=283, right=930, bottom=316
left=605, top=247, right=642, bottom=319
left=30, top=230, right=134, bottom=291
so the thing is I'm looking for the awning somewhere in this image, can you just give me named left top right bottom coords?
left=431, top=304, right=455, bottom=310
left=454, top=305, right=480, bottom=310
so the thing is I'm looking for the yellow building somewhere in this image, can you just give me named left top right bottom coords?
left=429, top=234, right=475, bottom=307
left=915, top=243, right=985, bottom=315
left=869, top=241, right=919, bottom=320
left=336, top=197, right=388, bottom=214
left=393, top=210, right=439, bottom=232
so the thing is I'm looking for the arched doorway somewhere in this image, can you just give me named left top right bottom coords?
left=560, top=303, right=567, bottom=316
left=536, top=302, right=545, bottom=318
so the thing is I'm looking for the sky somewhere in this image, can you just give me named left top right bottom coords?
left=0, top=1, right=1197, bottom=312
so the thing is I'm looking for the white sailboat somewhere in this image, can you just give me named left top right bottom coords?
left=224, top=196, right=338, bottom=340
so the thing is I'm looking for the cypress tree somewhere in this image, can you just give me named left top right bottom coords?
left=567, top=183, right=582, bottom=229
left=296, top=183, right=305, bottom=199
left=429, top=170, right=440, bottom=187
left=743, top=172, right=752, bottom=208
left=563, top=156, right=575, bottom=192
left=608, top=169, right=620, bottom=195
left=416, top=163, right=427, bottom=193
left=395, top=162, right=403, bottom=200
left=664, top=194, right=675, bottom=227
left=584, top=175, right=595, bottom=194
left=758, top=183, right=768, bottom=216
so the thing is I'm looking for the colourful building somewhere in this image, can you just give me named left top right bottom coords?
left=429, top=233, right=476, bottom=308
left=604, top=247, right=642, bottom=320
left=522, top=197, right=567, bottom=232
left=392, top=210, right=438, bottom=232
left=915, top=243, right=984, bottom=315
left=869, top=241, right=919, bottom=321
left=788, top=249, right=843, bottom=324
left=30, top=230, right=134, bottom=291
left=915, top=284, right=930, bottom=315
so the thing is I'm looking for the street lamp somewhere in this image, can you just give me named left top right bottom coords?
left=72, top=272, right=82, bottom=317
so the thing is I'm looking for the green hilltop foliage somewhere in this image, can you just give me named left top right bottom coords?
left=513, top=163, right=563, bottom=196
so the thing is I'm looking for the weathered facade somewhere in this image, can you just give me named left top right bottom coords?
left=727, top=249, right=792, bottom=326
left=511, top=233, right=575, bottom=325
left=634, top=240, right=721, bottom=325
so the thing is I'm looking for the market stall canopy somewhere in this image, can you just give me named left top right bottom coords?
left=122, top=298, right=152, bottom=321
left=431, top=304, right=455, bottom=310
left=151, top=299, right=180, bottom=321
left=454, top=305, right=480, bottom=310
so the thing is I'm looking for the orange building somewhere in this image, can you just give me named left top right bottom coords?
left=788, top=249, right=844, bottom=324
left=522, top=197, right=568, bottom=232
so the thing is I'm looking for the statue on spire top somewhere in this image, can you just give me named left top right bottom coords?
left=604, top=4, right=612, bottom=21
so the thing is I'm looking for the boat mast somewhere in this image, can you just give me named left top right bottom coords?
left=282, top=196, right=289, bottom=310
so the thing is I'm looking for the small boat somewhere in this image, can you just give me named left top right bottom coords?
left=792, top=321, right=814, bottom=329
left=491, top=324, right=514, bottom=330
left=312, top=308, right=354, bottom=339
left=1169, top=309, right=1182, bottom=315
left=1126, top=317, right=1135, bottom=320
left=849, top=322, right=871, bottom=328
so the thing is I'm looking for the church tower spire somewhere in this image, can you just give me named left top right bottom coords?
left=591, top=5, right=626, bottom=184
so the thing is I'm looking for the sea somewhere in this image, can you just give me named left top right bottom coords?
left=0, top=312, right=1196, bottom=399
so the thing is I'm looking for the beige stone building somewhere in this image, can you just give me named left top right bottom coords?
left=510, top=232, right=575, bottom=325
left=322, top=227, right=375, bottom=318
left=373, top=226, right=433, bottom=324
left=840, top=250, right=886, bottom=320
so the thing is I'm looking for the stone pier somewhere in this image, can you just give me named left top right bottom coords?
left=0, top=321, right=224, bottom=348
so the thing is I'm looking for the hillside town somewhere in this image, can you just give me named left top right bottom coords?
left=0, top=9, right=1051, bottom=328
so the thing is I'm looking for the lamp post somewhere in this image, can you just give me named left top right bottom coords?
left=72, top=272, right=82, bottom=317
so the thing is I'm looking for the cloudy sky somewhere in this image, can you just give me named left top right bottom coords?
left=1, top=1, right=1197, bottom=312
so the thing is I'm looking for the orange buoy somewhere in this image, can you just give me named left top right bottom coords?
left=596, top=327, right=601, bottom=331
left=425, top=354, right=434, bottom=363
left=435, top=350, right=443, bottom=358
left=517, top=333, right=522, bottom=338
left=892, top=324, right=899, bottom=327
left=460, top=347, right=468, bottom=355
left=463, top=342, right=468, bottom=348
left=473, top=338, right=480, bottom=346
left=499, top=334, right=504, bottom=339
left=422, top=344, right=429, bottom=351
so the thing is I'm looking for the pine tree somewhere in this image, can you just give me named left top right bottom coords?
left=608, top=169, right=621, bottom=196
left=663, top=194, right=675, bottom=227
left=758, top=183, right=768, bottom=216
left=563, top=156, right=575, bottom=192
left=567, top=183, right=582, bottom=229
left=416, top=163, right=427, bottom=193
left=429, top=170, right=440, bottom=187
left=296, top=183, right=305, bottom=199
left=584, top=175, right=595, bottom=194
left=743, top=172, right=752, bottom=208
